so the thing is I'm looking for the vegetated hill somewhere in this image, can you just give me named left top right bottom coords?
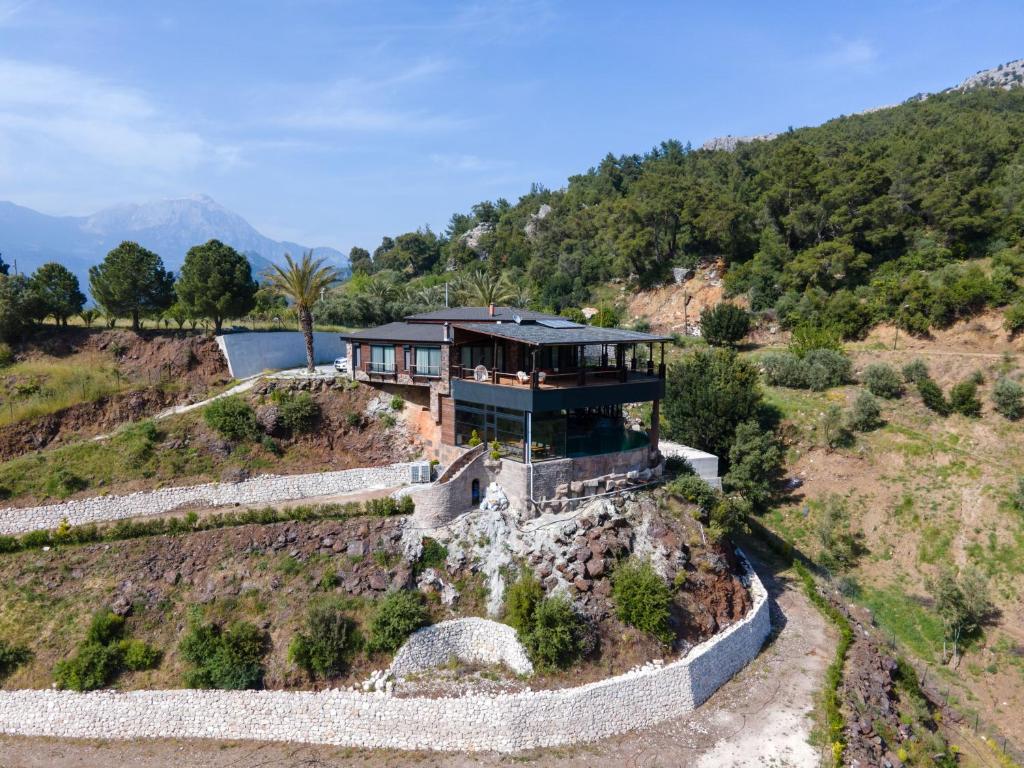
left=0, top=194, right=348, bottom=286
left=749, top=320, right=1024, bottom=749
left=320, top=84, right=1024, bottom=344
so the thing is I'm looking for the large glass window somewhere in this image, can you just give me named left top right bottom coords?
left=531, top=406, right=647, bottom=461
left=414, top=346, right=441, bottom=377
left=369, top=345, right=395, bottom=373
left=454, top=401, right=525, bottom=460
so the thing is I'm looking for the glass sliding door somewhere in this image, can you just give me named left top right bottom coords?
left=369, top=344, right=395, bottom=373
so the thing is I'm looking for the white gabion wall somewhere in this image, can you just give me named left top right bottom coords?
left=0, top=464, right=414, bottom=535
left=390, top=618, right=534, bottom=677
left=0, top=553, right=770, bottom=753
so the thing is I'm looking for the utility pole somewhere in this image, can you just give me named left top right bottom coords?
left=445, top=282, right=449, bottom=307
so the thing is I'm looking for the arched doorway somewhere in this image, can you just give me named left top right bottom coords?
left=471, top=478, right=481, bottom=506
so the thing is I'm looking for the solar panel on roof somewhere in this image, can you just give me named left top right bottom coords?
left=536, top=319, right=585, bottom=329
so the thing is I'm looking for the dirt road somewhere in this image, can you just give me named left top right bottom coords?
left=0, top=551, right=832, bottom=768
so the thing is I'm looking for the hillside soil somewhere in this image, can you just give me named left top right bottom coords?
left=0, top=379, right=418, bottom=507
left=0, top=549, right=832, bottom=768
left=0, top=328, right=230, bottom=459
left=0, top=494, right=749, bottom=694
left=758, top=312, right=1024, bottom=750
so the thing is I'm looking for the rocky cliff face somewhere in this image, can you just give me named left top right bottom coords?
left=952, top=58, right=1024, bottom=91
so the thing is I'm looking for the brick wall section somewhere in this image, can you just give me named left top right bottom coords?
left=0, top=552, right=769, bottom=753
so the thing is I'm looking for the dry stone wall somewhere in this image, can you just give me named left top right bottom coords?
left=0, top=464, right=414, bottom=535
left=390, top=617, right=533, bottom=677
left=0, top=553, right=769, bottom=753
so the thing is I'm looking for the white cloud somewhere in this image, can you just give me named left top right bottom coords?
left=818, top=38, right=879, bottom=71
left=429, top=153, right=508, bottom=172
left=0, top=58, right=232, bottom=174
left=273, top=59, right=468, bottom=134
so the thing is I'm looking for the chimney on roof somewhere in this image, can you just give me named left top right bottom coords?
left=443, top=321, right=450, bottom=343
left=488, top=303, right=495, bottom=317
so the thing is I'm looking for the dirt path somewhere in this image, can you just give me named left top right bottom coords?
left=0, top=550, right=833, bottom=768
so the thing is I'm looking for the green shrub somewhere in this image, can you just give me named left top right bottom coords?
left=288, top=601, right=359, bottom=679
left=761, top=349, right=849, bottom=390
left=667, top=474, right=718, bottom=515
left=44, top=466, right=88, bottom=498
left=389, top=395, right=404, bottom=411
left=503, top=570, right=543, bottom=633
left=417, top=537, right=448, bottom=572
left=0, top=639, right=32, bottom=681
left=611, top=560, right=673, bottom=644
left=709, top=494, right=752, bottom=542
left=380, top=413, right=396, bottom=429
left=723, top=421, right=784, bottom=512
left=992, top=377, right=1024, bottom=420
left=0, top=342, right=12, bottom=368
left=278, top=393, right=320, bottom=433
left=1013, top=478, right=1024, bottom=511
left=365, top=590, right=429, bottom=654
left=917, top=378, right=950, bottom=416
left=861, top=363, right=903, bottom=398
left=203, top=396, right=259, bottom=441
left=848, top=391, right=883, bottom=432
left=1004, top=301, right=1024, bottom=335
left=467, top=429, right=482, bottom=447
left=901, top=359, right=930, bottom=384
left=86, top=610, right=125, bottom=645
left=344, top=411, right=361, bottom=428
left=949, top=380, right=982, bottom=417
left=180, top=619, right=269, bottom=689
left=520, top=595, right=584, bottom=671
left=53, top=610, right=159, bottom=691
left=788, top=324, right=842, bottom=357
left=54, top=641, right=122, bottom=692
left=119, top=638, right=162, bottom=671
left=699, top=303, right=750, bottom=347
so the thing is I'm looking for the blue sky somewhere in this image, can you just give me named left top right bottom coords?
left=1, top=0, right=1022, bottom=253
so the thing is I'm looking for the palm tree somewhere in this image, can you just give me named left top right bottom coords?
left=264, top=251, right=340, bottom=372
left=457, top=268, right=516, bottom=307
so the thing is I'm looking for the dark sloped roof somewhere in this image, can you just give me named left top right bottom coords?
left=405, top=306, right=560, bottom=323
left=341, top=322, right=449, bottom=343
left=454, top=322, right=671, bottom=346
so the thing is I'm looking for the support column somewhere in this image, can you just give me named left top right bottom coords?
left=525, top=411, right=532, bottom=464
left=650, top=399, right=660, bottom=453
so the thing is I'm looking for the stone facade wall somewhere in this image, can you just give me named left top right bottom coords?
left=408, top=450, right=489, bottom=529
left=390, top=618, right=533, bottom=677
left=0, top=553, right=769, bottom=753
left=0, top=464, right=415, bottom=535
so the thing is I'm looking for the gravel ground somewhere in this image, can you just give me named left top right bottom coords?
left=0, top=547, right=832, bottom=768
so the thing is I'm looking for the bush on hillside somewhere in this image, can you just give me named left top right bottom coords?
left=277, top=392, right=320, bottom=433
left=761, top=349, right=850, bottom=391
left=203, top=396, right=259, bottom=441
left=667, top=474, right=718, bottom=515
left=288, top=601, right=359, bottom=679
left=180, top=618, right=269, bottom=690
left=611, top=560, right=673, bottom=645
left=723, top=420, right=784, bottom=512
left=664, top=348, right=762, bottom=461
left=54, top=610, right=160, bottom=692
left=848, top=391, right=883, bottom=432
left=949, top=380, right=982, bottom=417
left=901, top=359, right=930, bottom=384
left=992, top=378, right=1024, bottom=420
left=365, top=590, right=429, bottom=654
left=0, top=639, right=32, bottom=682
left=520, top=595, right=585, bottom=671
left=709, top=494, right=752, bottom=542
left=1004, top=301, right=1024, bottom=336
left=917, top=378, right=950, bottom=416
left=503, top=570, right=543, bottom=634
left=699, top=303, right=751, bottom=346
left=861, top=363, right=904, bottom=398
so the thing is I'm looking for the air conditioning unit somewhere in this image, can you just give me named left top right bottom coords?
left=410, top=462, right=432, bottom=483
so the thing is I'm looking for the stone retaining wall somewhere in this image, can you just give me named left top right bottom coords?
left=0, top=553, right=770, bottom=753
left=390, top=618, right=533, bottom=677
left=0, top=464, right=414, bottom=535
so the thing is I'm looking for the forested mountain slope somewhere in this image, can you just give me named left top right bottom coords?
left=322, top=88, right=1024, bottom=338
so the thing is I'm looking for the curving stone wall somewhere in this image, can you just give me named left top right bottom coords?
left=0, top=552, right=769, bottom=753
left=0, top=464, right=414, bottom=535
left=390, top=617, right=533, bottom=677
